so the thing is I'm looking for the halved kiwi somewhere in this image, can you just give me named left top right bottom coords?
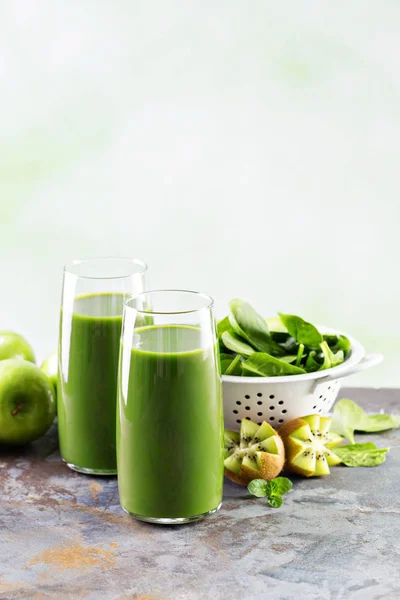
left=279, top=414, right=342, bottom=477
left=224, top=419, right=285, bottom=486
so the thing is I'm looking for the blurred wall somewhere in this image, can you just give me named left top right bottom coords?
left=1, top=1, right=399, bottom=386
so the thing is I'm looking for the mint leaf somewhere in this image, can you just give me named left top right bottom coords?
left=267, top=494, right=283, bottom=508
left=248, top=477, right=292, bottom=509
left=247, top=479, right=268, bottom=498
left=266, top=477, right=293, bottom=496
left=335, top=443, right=389, bottom=467
left=331, top=399, right=400, bottom=444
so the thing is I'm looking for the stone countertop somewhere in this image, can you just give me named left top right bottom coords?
left=0, top=388, right=399, bottom=600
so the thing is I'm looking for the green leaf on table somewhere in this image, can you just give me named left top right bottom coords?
left=242, top=353, right=306, bottom=377
left=267, top=494, right=283, bottom=508
left=335, top=443, right=389, bottom=467
left=247, top=477, right=292, bottom=508
left=266, top=477, right=293, bottom=496
left=319, top=341, right=344, bottom=371
left=221, top=331, right=255, bottom=357
left=224, top=354, right=242, bottom=376
left=247, top=479, right=268, bottom=497
left=229, top=299, right=285, bottom=356
left=278, top=313, right=323, bottom=348
left=331, top=398, right=400, bottom=444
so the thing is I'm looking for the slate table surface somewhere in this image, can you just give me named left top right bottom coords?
left=0, top=387, right=399, bottom=600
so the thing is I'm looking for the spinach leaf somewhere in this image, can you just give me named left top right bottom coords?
left=323, top=333, right=352, bottom=358
left=242, top=353, right=306, bottom=377
left=305, top=350, right=320, bottom=373
left=217, top=316, right=232, bottom=338
left=279, top=336, right=298, bottom=354
left=220, top=353, right=237, bottom=375
left=278, top=313, right=323, bottom=348
left=319, top=341, right=344, bottom=371
left=221, top=331, right=255, bottom=357
left=296, top=343, right=305, bottom=366
left=270, top=331, right=291, bottom=344
left=323, top=334, right=339, bottom=347
left=279, top=355, right=298, bottom=364
left=336, top=335, right=352, bottom=357
left=225, top=354, right=242, bottom=376
left=229, top=299, right=285, bottom=356
left=331, top=398, right=400, bottom=444
left=334, top=443, right=389, bottom=467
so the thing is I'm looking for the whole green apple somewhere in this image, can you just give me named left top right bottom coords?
left=40, top=350, right=57, bottom=414
left=0, top=331, right=36, bottom=363
left=0, top=359, right=56, bottom=445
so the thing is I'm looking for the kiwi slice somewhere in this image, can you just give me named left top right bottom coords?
left=224, top=419, right=285, bottom=486
left=279, top=414, right=342, bottom=477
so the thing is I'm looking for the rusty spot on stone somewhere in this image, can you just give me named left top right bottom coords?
left=0, top=577, right=27, bottom=593
left=90, top=481, right=103, bottom=502
left=28, top=541, right=116, bottom=571
left=109, top=541, right=118, bottom=548
left=270, top=543, right=295, bottom=552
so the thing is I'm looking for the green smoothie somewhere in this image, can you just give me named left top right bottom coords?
left=117, top=325, right=224, bottom=520
left=58, top=293, right=124, bottom=473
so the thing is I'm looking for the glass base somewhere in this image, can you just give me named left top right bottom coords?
left=62, top=458, right=117, bottom=476
left=122, top=502, right=222, bottom=525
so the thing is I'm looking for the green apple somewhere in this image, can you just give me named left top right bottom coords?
left=0, top=359, right=56, bottom=445
left=40, top=350, right=58, bottom=414
left=0, top=331, right=36, bottom=363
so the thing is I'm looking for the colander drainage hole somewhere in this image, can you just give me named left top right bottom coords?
left=257, top=401, right=262, bottom=405
left=236, top=401, right=241, bottom=405
left=269, top=406, right=275, bottom=410
left=319, top=395, right=323, bottom=399
left=257, top=393, right=263, bottom=397
left=328, top=386, right=331, bottom=390
left=257, top=412, right=263, bottom=416
left=245, top=395, right=250, bottom=399
left=233, top=410, right=238, bottom=414
left=278, top=419, right=284, bottom=424
left=313, top=405, right=317, bottom=410
left=278, top=400, right=284, bottom=405
left=282, top=409, right=287, bottom=414
left=245, top=417, right=250, bottom=420
left=245, top=406, right=250, bottom=411
left=236, top=419, right=241, bottom=424
left=270, top=417, right=275, bottom=421
left=269, top=394, right=275, bottom=399
left=258, top=422, right=262, bottom=426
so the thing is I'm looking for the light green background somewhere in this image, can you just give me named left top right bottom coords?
left=1, top=2, right=398, bottom=386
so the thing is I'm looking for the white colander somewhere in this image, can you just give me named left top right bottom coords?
left=222, top=328, right=383, bottom=430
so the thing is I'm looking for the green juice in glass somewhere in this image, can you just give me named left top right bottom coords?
left=58, top=293, right=124, bottom=473
left=117, top=325, right=224, bottom=520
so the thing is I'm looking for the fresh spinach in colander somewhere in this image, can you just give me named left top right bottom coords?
left=218, top=299, right=351, bottom=377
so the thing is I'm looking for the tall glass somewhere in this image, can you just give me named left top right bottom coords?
left=58, top=257, right=147, bottom=475
left=117, top=290, right=224, bottom=524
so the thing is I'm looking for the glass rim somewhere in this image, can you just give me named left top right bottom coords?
left=63, top=257, right=148, bottom=280
left=125, top=289, right=214, bottom=315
